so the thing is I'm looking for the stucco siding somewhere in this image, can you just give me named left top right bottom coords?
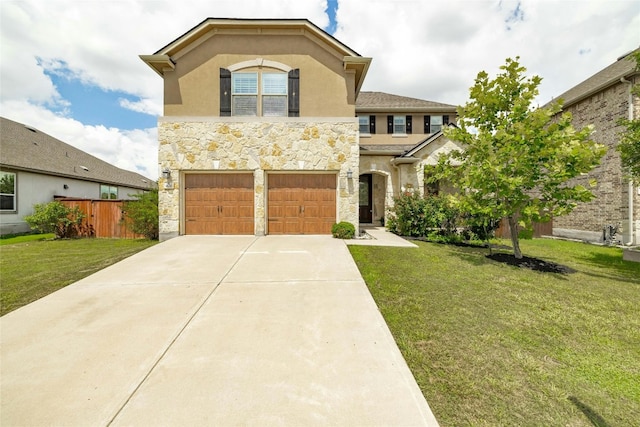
left=0, top=170, right=145, bottom=235
left=158, top=118, right=359, bottom=240
left=163, top=34, right=354, bottom=118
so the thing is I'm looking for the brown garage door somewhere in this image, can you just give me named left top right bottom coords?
left=268, top=174, right=336, bottom=234
left=185, top=174, right=254, bottom=235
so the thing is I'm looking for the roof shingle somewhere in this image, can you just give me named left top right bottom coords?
left=0, top=117, right=154, bottom=190
left=553, top=48, right=639, bottom=108
left=356, top=91, right=457, bottom=112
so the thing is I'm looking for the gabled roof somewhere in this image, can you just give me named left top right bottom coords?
left=400, top=125, right=450, bottom=158
left=140, top=18, right=372, bottom=96
left=0, top=117, right=155, bottom=190
left=552, top=47, right=639, bottom=108
left=356, top=91, right=457, bottom=113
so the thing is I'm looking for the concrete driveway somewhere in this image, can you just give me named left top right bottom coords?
left=1, top=235, right=438, bottom=426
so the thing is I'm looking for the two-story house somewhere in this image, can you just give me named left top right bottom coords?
left=355, top=92, right=458, bottom=225
left=551, top=49, right=639, bottom=245
left=141, top=18, right=463, bottom=240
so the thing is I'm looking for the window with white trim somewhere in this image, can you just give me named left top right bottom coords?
left=430, top=115, right=443, bottom=133
left=0, top=171, right=16, bottom=211
left=231, top=71, right=288, bottom=117
left=358, top=116, right=370, bottom=133
left=393, top=115, right=406, bottom=134
left=100, top=184, right=118, bottom=200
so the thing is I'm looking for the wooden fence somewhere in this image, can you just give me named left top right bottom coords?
left=55, top=197, right=144, bottom=239
left=495, top=217, right=553, bottom=239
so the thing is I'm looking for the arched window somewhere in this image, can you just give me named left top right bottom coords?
left=220, top=59, right=299, bottom=117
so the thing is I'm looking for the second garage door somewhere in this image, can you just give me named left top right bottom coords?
left=184, top=173, right=254, bottom=235
left=268, top=174, right=336, bottom=234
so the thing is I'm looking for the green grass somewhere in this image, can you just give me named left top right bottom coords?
left=349, top=238, right=640, bottom=426
left=0, top=233, right=55, bottom=245
left=0, top=238, right=157, bottom=316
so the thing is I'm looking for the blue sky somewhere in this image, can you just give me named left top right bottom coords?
left=1, top=0, right=638, bottom=179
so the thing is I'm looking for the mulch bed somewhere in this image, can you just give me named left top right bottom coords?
left=487, top=253, right=576, bottom=274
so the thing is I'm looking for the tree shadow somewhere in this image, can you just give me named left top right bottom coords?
left=575, top=251, right=640, bottom=282
left=568, top=396, right=611, bottom=427
left=487, top=252, right=576, bottom=274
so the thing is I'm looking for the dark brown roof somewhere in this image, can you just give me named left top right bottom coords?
left=0, top=117, right=155, bottom=190
left=356, top=91, right=457, bottom=112
left=553, top=48, right=639, bottom=108
left=360, top=144, right=414, bottom=154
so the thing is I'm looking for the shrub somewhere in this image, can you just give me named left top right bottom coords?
left=24, top=201, right=85, bottom=239
left=331, top=221, right=355, bottom=239
left=462, top=214, right=501, bottom=241
left=387, top=192, right=461, bottom=238
left=122, top=189, right=159, bottom=240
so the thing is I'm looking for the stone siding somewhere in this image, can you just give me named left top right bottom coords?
left=553, top=78, right=639, bottom=244
left=157, top=118, right=359, bottom=240
left=359, top=156, right=397, bottom=224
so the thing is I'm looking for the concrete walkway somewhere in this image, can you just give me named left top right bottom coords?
left=347, top=226, right=418, bottom=247
left=1, top=235, right=437, bottom=426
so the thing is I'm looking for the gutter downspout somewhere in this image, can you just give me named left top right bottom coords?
left=620, top=76, right=635, bottom=245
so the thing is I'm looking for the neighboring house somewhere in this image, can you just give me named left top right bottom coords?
left=0, top=117, right=155, bottom=235
left=550, top=49, right=639, bottom=245
left=141, top=18, right=463, bottom=240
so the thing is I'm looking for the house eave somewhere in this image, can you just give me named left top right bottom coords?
left=356, top=106, right=457, bottom=113
left=139, top=54, right=176, bottom=77
left=0, top=163, right=154, bottom=191
left=359, top=149, right=405, bottom=156
left=390, top=157, right=419, bottom=165
left=344, top=56, right=372, bottom=98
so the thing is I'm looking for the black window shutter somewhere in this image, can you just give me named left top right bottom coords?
left=369, top=115, right=376, bottom=134
left=220, top=68, right=231, bottom=116
left=424, top=115, right=431, bottom=134
left=288, top=69, right=300, bottom=117
left=406, top=115, right=412, bottom=134
left=443, top=115, right=450, bottom=125
left=387, top=115, right=393, bottom=133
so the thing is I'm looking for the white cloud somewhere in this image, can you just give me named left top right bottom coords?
left=119, top=98, right=162, bottom=116
left=1, top=0, right=638, bottom=183
left=335, top=0, right=639, bottom=106
left=0, top=99, right=160, bottom=179
left=0, top=0, right=330, bottom=180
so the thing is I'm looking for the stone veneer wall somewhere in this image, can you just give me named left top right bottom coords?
left=359, top=155, right=397, bottom=222
left=553, top=78, right=639, bottom=244
left=158, top=118, right=359, bottom=240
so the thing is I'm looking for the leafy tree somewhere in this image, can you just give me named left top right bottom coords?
left=24, top=201, right=85, bottom=239
left=617, top=50, right=640, bottom=183
left=122, top=189, right=159, bottom=240
left=437, top=57, right=606, bottom=259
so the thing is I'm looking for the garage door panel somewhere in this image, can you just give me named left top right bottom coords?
left=184, top=174, right=254, bottom=235
left=267, top=174, right=337, bottom=235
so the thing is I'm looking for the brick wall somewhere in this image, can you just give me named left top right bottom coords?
left=553, top=77, right=639, bottom=244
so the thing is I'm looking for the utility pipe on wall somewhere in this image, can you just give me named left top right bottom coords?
left=620, top=76, right=635, bottom=245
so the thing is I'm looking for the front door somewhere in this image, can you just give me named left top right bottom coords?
left=359, top=174, right=373, bottom=223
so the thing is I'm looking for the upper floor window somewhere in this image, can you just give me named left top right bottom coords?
left=359, top=116, right=370, bottom=134
left=221, top=65, right=299, bottom=117
left=231, top=72, right=288, bottom=117
left=430, top=115, right=443, bottom=133
left=0, top=171, right=16, bottom=211
left=424, top=115, right=450, bottom=134
left=387, top=115, right=413, bottom=135
left=100, top=184, right=117, bottom=200
left=393, top=115, right=406, bottom=134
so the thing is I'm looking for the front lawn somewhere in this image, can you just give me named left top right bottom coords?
left=0, top=238, right=157, bottom=316
left=349, top=238, right=640, bottom=426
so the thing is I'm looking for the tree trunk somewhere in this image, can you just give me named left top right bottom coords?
left=508, top=215, right=523, bottom=259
